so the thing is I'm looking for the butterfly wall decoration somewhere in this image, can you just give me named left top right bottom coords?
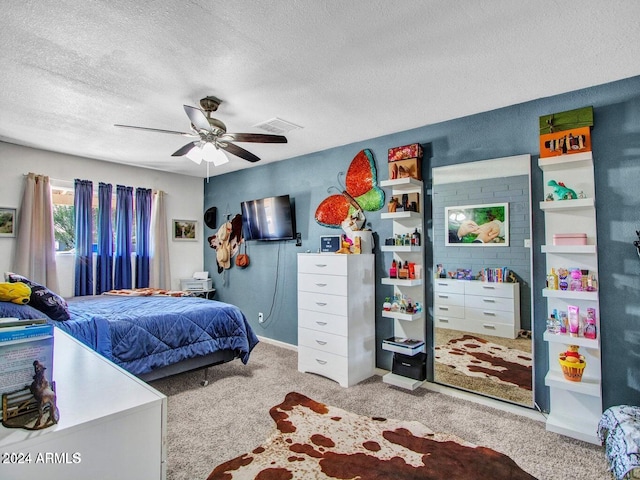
left=315, top=149, right=385, bottom=229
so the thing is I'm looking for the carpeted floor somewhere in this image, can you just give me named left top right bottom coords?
left=150, top=340, right=611, bottom=480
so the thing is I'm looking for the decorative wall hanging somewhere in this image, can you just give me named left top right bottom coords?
left=388, top=143, right=423, bottom=180
left=314, top=149, right=385, bottom=230
left=445, top=203, right=509, bottom=246
left=172, top=219, right=198, bottom=241
left=208, top=214, right=243, bottom=273
left=0, top=207, right=16, bottom=238
left=539, top=106, right=593, bottom=158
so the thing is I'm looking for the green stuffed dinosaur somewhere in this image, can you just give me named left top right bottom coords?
left=548, top=180, right=577, bottom=200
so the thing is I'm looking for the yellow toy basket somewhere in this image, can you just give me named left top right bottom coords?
left=558, top=354, right=586, bottom=382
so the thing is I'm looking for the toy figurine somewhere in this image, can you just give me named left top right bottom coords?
left=545, top=193, right=554, bottom=202
left=388, top=197, right=400, bottom=212
left=548, top=180, right=577, bottom=200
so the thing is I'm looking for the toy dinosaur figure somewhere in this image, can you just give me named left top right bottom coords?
left=548, top=180, right=577, bottom=200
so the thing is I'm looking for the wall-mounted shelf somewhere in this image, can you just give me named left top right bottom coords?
left=379, top=177, right=426, bottom=390
left=541, top=245, right=597, bottom=254
left=381, top=278, right=423, bottom=287
left=381, top=211, right=421, bottom=221
left=543, top=330, right=599, bottom=350
left=381, top=310, right=423, bottom=322
left=542, top=288, right=598, bottom=301
left=544, top=370, right=601, bottom=397
left=539, top=198, right=594, bottom=212
left=380, top=245, right=422, bottom=253
left=539, top=151, right=601, bottom=445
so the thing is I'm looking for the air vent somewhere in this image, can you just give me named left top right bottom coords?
left=253, top=117, right=303, bottom=135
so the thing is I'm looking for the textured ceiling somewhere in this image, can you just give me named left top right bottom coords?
left=2, top=1, right=640, bottom=178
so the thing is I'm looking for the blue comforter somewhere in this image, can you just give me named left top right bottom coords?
left=55, top=295, right=259, bottom=375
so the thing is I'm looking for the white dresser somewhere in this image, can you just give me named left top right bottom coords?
left=434, top=279, right=520, bottom=339
left=297, top=253, right=375, bottom=387
left=0, top=328, right=167, bottom=480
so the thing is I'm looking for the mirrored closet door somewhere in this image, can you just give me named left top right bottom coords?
left=431, top=155, right=534, bottom=407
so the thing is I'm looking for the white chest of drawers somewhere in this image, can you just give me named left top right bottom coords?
left=434, top=279, right=520, bottom=339
left=297, top=253, right=375, bottom=387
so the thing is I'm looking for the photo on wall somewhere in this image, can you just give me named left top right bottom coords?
left=0, top=207, right=16, bottom=238
left=445, top=203, right=509, bottom=246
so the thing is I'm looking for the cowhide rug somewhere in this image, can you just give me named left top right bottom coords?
left=207, top=391, right=536, bottom=480
left=434, top=334, right=532, bottom=391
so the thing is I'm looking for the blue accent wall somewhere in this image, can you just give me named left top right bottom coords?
left=205, top=75, right=640, bottom=411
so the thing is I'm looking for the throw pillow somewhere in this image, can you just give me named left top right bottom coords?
left=5, top=272, right=70, bottom=321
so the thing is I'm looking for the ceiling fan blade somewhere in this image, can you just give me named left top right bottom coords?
left=171, top=141, right=199, bottom=157
left=220, top=133, right=287, bottom=143
left=218, top=142, right=261, bottom=163
left=114, top=124, right=196, bottom=137
left=183, top=105, right=212, bottom=132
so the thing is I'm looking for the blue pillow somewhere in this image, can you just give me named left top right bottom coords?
left=0, top=301, right=51, bottom=320
left=5, top=273, right=70, bottom=321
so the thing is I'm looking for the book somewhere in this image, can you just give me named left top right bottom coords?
left=0, top=323, right=53, bottom=343
left=0, top=317, right=48, bottom=329
left=0, top=327, right=54, bottom=411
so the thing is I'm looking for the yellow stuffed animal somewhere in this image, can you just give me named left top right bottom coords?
left=0, top=282, right=31, bottom=305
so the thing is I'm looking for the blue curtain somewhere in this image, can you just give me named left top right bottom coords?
left=96, top=182, right=113, bottom=294
left=135, top=187, right=152, bottom=288
left=74, top=179, right=94, bottom=296
left=114, top=185, right=133, bottom=289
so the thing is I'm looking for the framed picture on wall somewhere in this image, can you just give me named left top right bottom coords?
left=172, top=219, right=198, bottom=241
left=0, top=207, right=17, bottom=238
left=445, top=203, right=509, bottom=246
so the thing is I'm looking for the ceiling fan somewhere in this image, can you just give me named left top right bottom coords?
left=114, top=96, right=287, bottom=166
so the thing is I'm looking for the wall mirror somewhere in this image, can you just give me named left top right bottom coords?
left=431, top=155, right=534, bottom=408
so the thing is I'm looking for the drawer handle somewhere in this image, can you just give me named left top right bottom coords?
left=315, top=359, right=327, bottom=365
left=316, top=302, right=327, bottom=307
left=437, top=282, right=449, bottom=287
left=482, top=285, right=496, bottom=290
left=315, top=283, right=328, bottom=287
left=438, top=294, right=449, bottom=299
left=315, top=340, right=327, bottom=345
left=482, top=298, right=496, bottom=303
left=438, top=306, right=449, bottom=311
left=483, top=324, right=496, bottom=329
left=314, top=264, right=328, bottom=268
left=438, top=318, right=449, bottom=323
left=483, top=311, right=496, bottom=316
left=315, top=321, right=328, bottom=326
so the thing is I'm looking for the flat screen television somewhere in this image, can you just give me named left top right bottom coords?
left=240, top=194, right=296, bottom=241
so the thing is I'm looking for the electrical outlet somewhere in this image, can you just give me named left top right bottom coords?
left=258, top=312, right=264, bottom=323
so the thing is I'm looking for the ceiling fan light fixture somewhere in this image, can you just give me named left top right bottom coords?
left=185, top=145, right=204, bottom=164
left=202, top=142, right=229, bottom=166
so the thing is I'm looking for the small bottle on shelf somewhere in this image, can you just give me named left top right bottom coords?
left=584, top=308, right=597, bottom=339
left=390, top=260, right=397, bottom=279
left=546, top=313, right=557, bottom=334
left=412, top=228, right=421, bottom=246
left=547, top=268, right=558, bottom=290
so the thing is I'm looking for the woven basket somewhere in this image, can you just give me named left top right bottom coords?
left=558, top=355, right=586, bottom=382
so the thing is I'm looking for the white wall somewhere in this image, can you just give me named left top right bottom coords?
left=0, top=142, right=205, bottom=296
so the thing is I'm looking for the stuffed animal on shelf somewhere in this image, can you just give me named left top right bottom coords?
left=548, top=180, right=578, bottom=200
left=0, top=282, right=31, bottom=304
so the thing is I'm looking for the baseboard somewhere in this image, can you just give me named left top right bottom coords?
left=257, top=335, right=298, bottom=352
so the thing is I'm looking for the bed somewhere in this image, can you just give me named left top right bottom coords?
left=1, top=275, right=259, bottom=383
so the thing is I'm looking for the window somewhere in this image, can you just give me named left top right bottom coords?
left=51, top=182, right=136, bottom=253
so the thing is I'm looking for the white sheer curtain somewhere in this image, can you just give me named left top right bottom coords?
left=149, top=189, right=171, bottom=289
left=13, top=173, right=59, bottom=292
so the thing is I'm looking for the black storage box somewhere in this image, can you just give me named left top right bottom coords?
left=392, top=352, right=427, bottom=381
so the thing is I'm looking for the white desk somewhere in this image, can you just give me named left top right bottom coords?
left=0, top=328, right=167, bottom=480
